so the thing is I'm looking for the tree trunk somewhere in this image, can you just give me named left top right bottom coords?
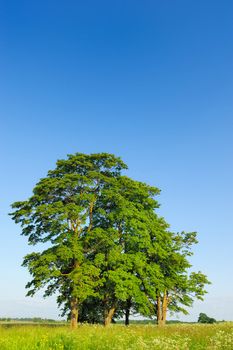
left=70, top=298, right=78, bottom=329
left=125, top=308, right=130, bottom=326
left=104, top=307, right=116, bottom=326
left=156, top=295, right=162, bottom=326
left=156, top=292, right=168, bottom=327
left=125, top=298, right=131, bottom=326
left=161, top=292, right=168, bottom=325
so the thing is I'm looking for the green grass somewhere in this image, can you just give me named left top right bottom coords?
left=0, top=323, right=232, bottom=349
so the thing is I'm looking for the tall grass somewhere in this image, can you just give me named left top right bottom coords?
left=0, top=323, right=232, bottom=349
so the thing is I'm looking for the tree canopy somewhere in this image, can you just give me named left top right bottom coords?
left=10, top=152, right=210, bottom=328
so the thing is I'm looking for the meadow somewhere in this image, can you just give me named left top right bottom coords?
left=0, top=323, right=232, bottom=350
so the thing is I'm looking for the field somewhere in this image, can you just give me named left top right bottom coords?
left=0, top=323, right=232, bottom=349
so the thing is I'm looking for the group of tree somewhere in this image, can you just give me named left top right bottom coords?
left=198, top=313, right=216, bottom=324
left=10, top=153, right=210, bottom=328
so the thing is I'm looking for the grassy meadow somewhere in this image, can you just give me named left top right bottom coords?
left=0, top=323, right=232, bottom=349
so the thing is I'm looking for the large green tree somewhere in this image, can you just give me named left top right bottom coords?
left=10, top=153, right=127, bottom=328
left=84, top=175, right=165, bottom=325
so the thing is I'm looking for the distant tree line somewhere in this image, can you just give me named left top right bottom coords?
left=0, top=317, right=64, bottom=323
left=10, top=153, right=210, bottom=328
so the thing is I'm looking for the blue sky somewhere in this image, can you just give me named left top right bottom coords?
left=0, top=0, right=233, bottom=321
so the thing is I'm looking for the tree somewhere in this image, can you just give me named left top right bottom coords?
left=85, top=174, right=164, bottom=326
left=198, top=313, right=216, bottom=324
left=156, top=232, right=210, bottom=325
left=152, top=231, right=210, bottom=326
left=10, top=153, right=127, bottom=328
left=131, top=227, right=210, bottom=326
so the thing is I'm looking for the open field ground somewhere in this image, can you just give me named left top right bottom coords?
left=0, top=323, right=232, bottom=349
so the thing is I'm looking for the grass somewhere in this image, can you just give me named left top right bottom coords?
left=0, top=322, right=232, bottom=349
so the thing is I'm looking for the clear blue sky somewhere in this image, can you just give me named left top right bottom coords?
left=0, top=0, right=232, bottom=321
